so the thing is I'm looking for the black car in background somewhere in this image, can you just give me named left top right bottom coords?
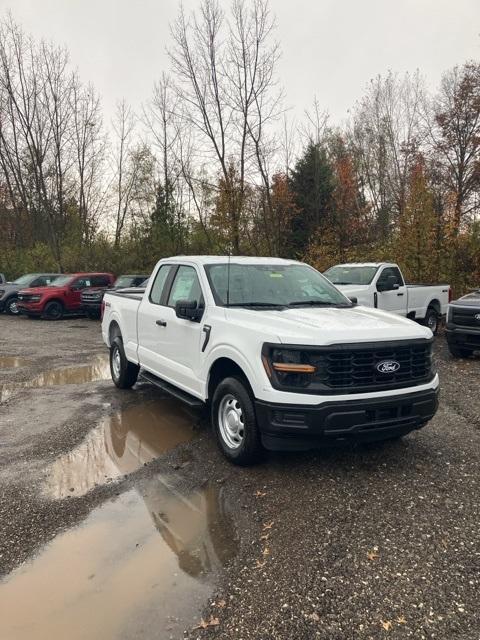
left=81, top=274, right=148, bottom=319
left=446, top=289, right=480, bottom=357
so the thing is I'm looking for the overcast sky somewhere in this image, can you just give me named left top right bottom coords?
left=1, top=0, right=479, bottom=127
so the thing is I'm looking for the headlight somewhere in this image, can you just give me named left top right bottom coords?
left=262, top=345, right=316, bottom=388
left=0, top=290, right=5, bottom=298
left=29, top=295, right=42, bottom=302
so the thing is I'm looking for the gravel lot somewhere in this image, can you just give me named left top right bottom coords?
left=0, top=314, right=479, bottom=640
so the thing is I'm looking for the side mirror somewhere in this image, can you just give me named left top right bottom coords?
left=348, top=296, right=358, bottom=304
left=175, top=299, right=202, bottom=321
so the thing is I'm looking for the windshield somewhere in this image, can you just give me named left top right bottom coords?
left=50, top=276, right=73, bottom=287
left=13, top=274, right=36, bottom=286
left=205, top=263, right=351, bottom=308
left=324, top=265, right=379, bottom=285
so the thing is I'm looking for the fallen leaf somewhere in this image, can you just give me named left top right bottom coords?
left=306, top=612, right=320, bottom=622
left=193, top=616, right=220, bottom=630
left=381, top=620, right=392, bottom=631
left=255, top=559, right=266, bottom=569
left=254, top=490, right=267, bottom=497
left=262, top=546, right=270, bottom=557
left=217, top=599, right=226, bottom=608
left=260, top=533, right=270, bottom=541
left=397, top=616, right=407, bottom=624
left=367, top=549, right=378, bottom=561
left=263, top=521, right=274, bottom=530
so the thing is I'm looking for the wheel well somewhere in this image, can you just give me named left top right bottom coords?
left=108, top=320, right=122, bottom=345
left=428, top=299, right=441, bottom=315
left=44, top=298, right=64, bottom=308
left=207, top=357, right=252, bottom=402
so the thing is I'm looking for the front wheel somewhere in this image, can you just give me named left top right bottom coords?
left=43, top=300, right=64, bottom=320
left=5, top=297, right=20, bottom=315
left=110, top=336, right=139, bottom=389
left=424, top=308, right=439, bottom=335
left=211, top=377, right=263, bottom=465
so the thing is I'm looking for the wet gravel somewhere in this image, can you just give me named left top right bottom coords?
left=0, top=315, right=479, bottom=639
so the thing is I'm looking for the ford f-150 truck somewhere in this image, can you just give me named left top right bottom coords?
left=18, top=272, right=115, bottom=319
left=81, top=274, right=148, bottom=319
left=101, top=256, right=439, bottom=465
left=446, top=289, right=480, bottom=357
left=324, top=262, right=451, bottom=334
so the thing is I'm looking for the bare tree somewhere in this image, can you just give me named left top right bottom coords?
left=429, top=62, right=480, bottom=231
left=168, top=0, right=282, bottom=254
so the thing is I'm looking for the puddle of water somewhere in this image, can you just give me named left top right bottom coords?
left=46, top=398, right=197, bottom=499
left=0, top=481, right=237, bottom=640
left=0, top=356, right=31, bottom=368
left=0, top=354, right=110, bottom=402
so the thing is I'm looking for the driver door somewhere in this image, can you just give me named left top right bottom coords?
left=375, top=267, right=407, bottom=315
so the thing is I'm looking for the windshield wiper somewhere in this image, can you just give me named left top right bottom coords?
left=226, top=302, right=287, bottom=309
left=288, top=300, right=335, bottom=306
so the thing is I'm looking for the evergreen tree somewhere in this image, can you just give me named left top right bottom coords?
left=288, top=143, right=335, bottom=255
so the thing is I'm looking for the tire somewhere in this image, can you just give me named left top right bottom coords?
left=110, top=336, right=139, bottom=389
left=5, top=296, right=20, bottom=315
left=211, top=376, right=263, bottom=465
left=43, top=300, right=64, bottom=320
left=448, top=344, right=473, bottom=358
left=424, top=307, right=439, bottom=334
left=87, top=310, right=100, bottom=320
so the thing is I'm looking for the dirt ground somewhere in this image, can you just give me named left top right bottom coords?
left=0, top=314, right=479, bottom=640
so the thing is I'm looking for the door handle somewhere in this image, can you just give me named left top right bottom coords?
left=156, top=319, right=167, bottom=327
left=397, top=292, right=404, bottom=296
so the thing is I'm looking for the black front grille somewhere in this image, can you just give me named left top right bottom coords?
left=266, top=339, right=434, bottom=395
left=452, top=307, right=480, bottom=327
left=81, top=293, right=102, bottom=302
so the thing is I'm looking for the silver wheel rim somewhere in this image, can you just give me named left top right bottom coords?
left=428, top=314, right=437, bottom=331
left=218, top=393, right=245, bottom=449
left=9, top=300, right=18, bottom=314
left=112, top=346, right=121, bottom=380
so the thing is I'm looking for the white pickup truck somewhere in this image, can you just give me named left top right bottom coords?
left=102, top=256, right=439, bottom=465
left=324, top=262, right=451, bottom=334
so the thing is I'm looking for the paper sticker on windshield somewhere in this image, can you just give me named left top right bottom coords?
left=270, top=272, right=283, bottom=278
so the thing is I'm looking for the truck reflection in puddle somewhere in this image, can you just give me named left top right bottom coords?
left=46, top=397, right=198, bottom=499
left=0, top=480, right=237, bottom=640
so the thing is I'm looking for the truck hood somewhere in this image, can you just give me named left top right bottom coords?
left=18, top=285, right=66, bottom=296
left=226, top=305, right=431, bottom=344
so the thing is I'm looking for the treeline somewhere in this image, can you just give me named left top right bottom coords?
left=0, top=2, right=479, bottom=294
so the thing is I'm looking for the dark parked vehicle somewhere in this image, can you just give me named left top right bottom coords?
left=0, top=273, right=62, bottom=315
left=17, top=272, right=115, bottom=320
left=81, top=274, right=148, bottom=319
left=0, top=273, right=5, bottom=285
left=446, top=289, right=480, bottom=357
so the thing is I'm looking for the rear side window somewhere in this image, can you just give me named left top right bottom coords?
left=91, top=275, right=111, bottom=287
left=167, top=266, right=203, bottom=307
left=72, top=277, right=92, bottom=289
left=149, top=265, right=172, bottom=305
left=377, top=267, right=404, bottom=287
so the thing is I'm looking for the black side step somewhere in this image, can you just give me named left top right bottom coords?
left=139, top=370, right=205, bottom=408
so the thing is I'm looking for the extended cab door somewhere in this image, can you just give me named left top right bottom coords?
left=68, top=276, right=93, bottom=309
left=137, top=264, right=206, bottom=397
left=374, top=266, right=407, bottom=315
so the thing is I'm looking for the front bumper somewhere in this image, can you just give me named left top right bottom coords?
left=81, top=302, right=102, bottom=314
left=446, top=327, right=480, bottom=351
left=0, top=299, right=5, bottom=312
left=17, top=302, right=44, bottom=316
left=255, top=387, right=439, bottom=451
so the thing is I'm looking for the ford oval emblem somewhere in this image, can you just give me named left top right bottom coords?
left=475, top=313, right=480, bottom=322
left=376, top=360, right=401, bottom=374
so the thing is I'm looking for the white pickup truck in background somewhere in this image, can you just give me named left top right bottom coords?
left=102, top=256, right=439, bottom=465
left=324, top=262, right=451, bottom=334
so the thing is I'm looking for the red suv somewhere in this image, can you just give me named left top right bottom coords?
left=17, top=272, right=115, bottom=320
